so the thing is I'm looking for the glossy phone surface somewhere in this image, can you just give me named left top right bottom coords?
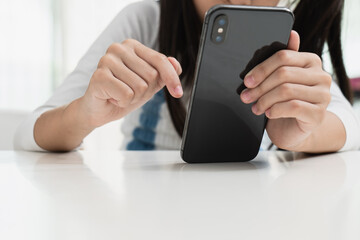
left=181, top=5, right=294, bottom=163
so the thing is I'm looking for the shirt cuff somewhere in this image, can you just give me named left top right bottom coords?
left=13, top=108, right=51, bottom=152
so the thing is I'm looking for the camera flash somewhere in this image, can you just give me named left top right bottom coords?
left=218, top=28, right=224, bottom=33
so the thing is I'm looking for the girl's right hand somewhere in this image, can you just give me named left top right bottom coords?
left=78, top=39, right=183, bottom=129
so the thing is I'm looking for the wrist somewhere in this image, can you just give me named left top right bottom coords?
left=33, top=98, right=96, bottom=152
left=62, top=97, right=96, bottom=136
left=285, top=111, right=346, bottom=153
left=285, top=134, right=314, bottom=152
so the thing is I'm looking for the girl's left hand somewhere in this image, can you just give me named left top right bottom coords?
left=240, top=30, right=332, bottom=151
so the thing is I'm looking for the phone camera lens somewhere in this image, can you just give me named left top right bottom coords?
left=218, top=19, right=226, bottom=26
left=212, top=15, right=227, bottom=44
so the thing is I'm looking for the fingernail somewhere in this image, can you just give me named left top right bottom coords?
left=178, top=64, right=183, bottom=75
left=265, top=109, right=271, bottom=118
left=241, top=89, right=251, bottom=103
left=245, top=75, right=255, bottom=87
left=174, top=85, right=183, bottom=96
left=252, top=104, right=258, bottom=115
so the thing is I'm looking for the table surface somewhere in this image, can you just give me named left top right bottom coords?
left=1, top=150, right=360, bottom=240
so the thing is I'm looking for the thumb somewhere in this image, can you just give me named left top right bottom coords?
left=287, top=30, right=300, bottom=52
left=167, top=57, right=183, bottom=76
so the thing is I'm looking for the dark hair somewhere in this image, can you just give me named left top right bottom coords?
left=159, top=0, right=352, bottom=137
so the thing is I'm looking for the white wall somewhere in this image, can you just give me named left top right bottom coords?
left=0, top=0, right=139, bottom=112
left=0, top=0, right=53, bottom=111
left=343, top=0, right=360, bottom=78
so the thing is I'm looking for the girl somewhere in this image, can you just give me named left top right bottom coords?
left=15, top=0, right=360, bottom=152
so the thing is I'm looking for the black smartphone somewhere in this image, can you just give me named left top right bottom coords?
left=181, top=5, right=294, bottom=163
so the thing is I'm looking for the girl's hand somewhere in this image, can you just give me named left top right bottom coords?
left=240, top=31, right=332, bottom=151
left=79, top=39, right=183, bottom=129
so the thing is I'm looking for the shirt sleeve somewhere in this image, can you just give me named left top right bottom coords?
left=14, top=1, right=160, bottom=151
left=327, top=81, right=360, bottom=151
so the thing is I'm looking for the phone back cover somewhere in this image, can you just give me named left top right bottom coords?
left=181, top=6, right=294, bottom=163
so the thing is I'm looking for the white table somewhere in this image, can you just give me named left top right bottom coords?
left=1, top=150, right=360, bottom=240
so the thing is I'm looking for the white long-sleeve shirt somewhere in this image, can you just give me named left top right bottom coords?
left=14, top=0, right=360, bottom=151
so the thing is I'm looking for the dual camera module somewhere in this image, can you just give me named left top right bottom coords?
left=211, top=15, right=228, bottom=44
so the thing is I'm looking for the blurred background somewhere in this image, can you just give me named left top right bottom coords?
left=0, top=0, right=359, bottom=149
left=0, top=0, right=138, bottom=150
left=0, top=0, right=138, bottom=111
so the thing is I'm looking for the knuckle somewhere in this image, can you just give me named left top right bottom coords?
left=155, top=53, right=168, bottom=63
left=97, top=56, right=106, bottom=68
left=137, top=81, right=148, bottom=93
left=107, top=43, right=120, bottom=54
left=290, top=100, right=302, bottom=111
left=254, top=84, right=264, bottom=97
left=314, top=105, right=325, bottom=122
left=122, top=38, right=138, bottom=47
left=279, top=83, right=293, bottom=98
left=270, top=105, right=281, bottom=118
left=123, top=88, right=135, bottom=101
left=322, top=72, right=332, bottom=87
left=326, top=91, right=332, bottom=103
left=277, top=50, right=290, bottom=63
left=256, top=65, right=267, bottom=79
left=321, top=90, right=331, bottom=104
left=93, top=68, right=108, bottom=82
left=116, top=44, right=127, bottom=54
left=98, top=55, right=114, bottom=68
left=310, top=53, right=322, bottom=66
left=256, top=98, right=266, bottom=112
left=107, top=42, right=128, bottom=55
left=121, top=39, right=132, bottom=46
left=277, top=66, right=291, bottom=80
left=147, top=69, right=159, bottom=82
left=155, top=77, right=165, bottom=90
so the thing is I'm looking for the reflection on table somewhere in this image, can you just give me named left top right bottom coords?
left=0, top=150, right=359, bottom=240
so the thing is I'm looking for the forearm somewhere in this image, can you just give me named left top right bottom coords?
left=291, top=111, right=346, bottom=153
left=34, top=98, right=95, bottom=152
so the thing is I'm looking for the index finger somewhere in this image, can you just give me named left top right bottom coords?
left=134, top=42, right=183, bottom=98
left=244, top=30, right=302, bottom=89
